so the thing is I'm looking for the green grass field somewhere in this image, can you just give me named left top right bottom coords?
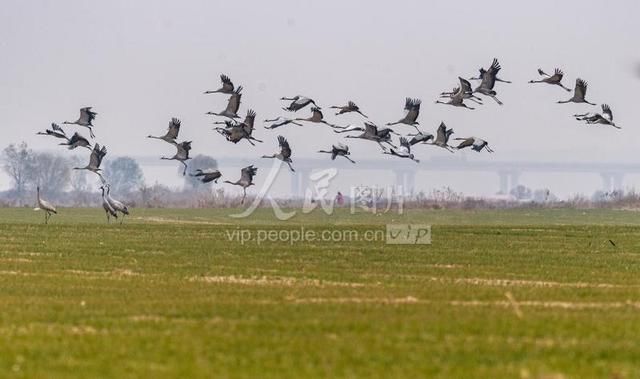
left=1, top=207, right=640, bottom=378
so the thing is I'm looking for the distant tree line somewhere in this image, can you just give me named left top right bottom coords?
left=2, top=142, right=638, bottom=209
left=1, top=142, right=140, bottom=206
left=1, top=142, right=225, bottom=208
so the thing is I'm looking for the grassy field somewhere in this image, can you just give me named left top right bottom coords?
left=1, top=207, right=640, bottom=378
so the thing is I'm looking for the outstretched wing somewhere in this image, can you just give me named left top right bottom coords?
left=488, top=58, right=501, bottom=75
left=90, top=143, right=106, bottom=168
left=182, top=141, right=192, bottom=154
left=411, top=98, right=422, bottom=111
left=458, top=77, right=473, bottom=93
left=336, top=143, right=349, bottom=153
left=364, top=122, right=377, bottom=135
left=243, top=109, right=257, bottom=128
left=241, top=165, right=257, bottom=183
left=547, top=68, right=564, bottom=82
left=311, top=107, right=324, bottom=119
left=226, top=87, right=243, bottom=114
left=89, top=144, right=100, bottom=167
left=167, top=118, right=181, bottom=140
left=220, top=74, right=234, bottom=92
left=478, top=60, right=499, bottom=90
left=80, top=107, right=97, bottom=124
left=51, top=123, right=65, bottom=134
left=97, top=145, right=107, bottom=167
left=278, top=135, right=292, bottom=158
left=455, top=137, right=475, bottom=149
left=436, top=122, right=447, bottom=142
left=574, top=79, right=588, bottom=99
left=601, top=104, right=613, bottom=121
left=399, top=137, right=410, bottom=152
left=403, top=97, right=412, bottom=112
left=69, top=132, right=89, bottom=145
left=406, top=98, right=421, bottom=121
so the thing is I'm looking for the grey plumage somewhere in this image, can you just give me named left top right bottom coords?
left=148, top=118, right=181, bottom=145
left=334, top=122, right=398, bottom=150
left=262, top=135, right=295, bottom=172
left=558, top=78, right=596, bottom=105
left=529, top=68, right=572, bottom=91
left=74, top=143, right=107, bottom=180
left=206, top=87, right=243, bottom=119
left=35, top=186, right=57, bottom=224
left=161, top=141, right=192, bottom=175
left=191, top=169, right=223, bottom=183
left=224, top=165, right=258, bottom=204
left=63, top=107, right=98, bottom=138
left=382, top=137, right=419, bottom=163
left=204, top=74, right=236, bottom=94
left=318, top=143, right=356, bottom=163
left=281, top=95, right=318, bottom=112
left=386, top=98, right=421, bottom=129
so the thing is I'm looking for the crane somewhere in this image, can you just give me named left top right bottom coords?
left=63, top=107, right=98, bottom=138
left=161, top=141, right=192, bottom=175
left=204, top=74, right=236, bottom=94
left=148, top=118, right=181, bottom=145
left=206, top=87, right=243, bottom=119
left=262, top=135, right=295, bottom=172
left=34, top=186, right=57, bottom=224
left=224, top=165, right=258, bottom=204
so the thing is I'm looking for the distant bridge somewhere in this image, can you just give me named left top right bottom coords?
left=132, top=155, right=639, bottom=196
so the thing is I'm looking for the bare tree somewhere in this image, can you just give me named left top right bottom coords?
left=69, top=156, right=89, bottom=193
left=31, top=152, right=72, bottom=197
left=103, top=157, right=144, bottom=194
left=2, top=142, right=35, bottom=204
left=184, top=155, right=218, bottom=191
left=510, top=185, right=532, bottom=201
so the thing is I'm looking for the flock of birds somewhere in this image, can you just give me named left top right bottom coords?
left=33, top=59, right=621, bottom=223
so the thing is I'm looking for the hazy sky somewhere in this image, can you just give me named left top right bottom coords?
left=1, top=0, right=639, bottom=197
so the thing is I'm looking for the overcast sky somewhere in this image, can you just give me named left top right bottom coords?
left=1, top=0, right=639, bottom=197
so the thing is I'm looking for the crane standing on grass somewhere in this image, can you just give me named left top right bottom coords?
left=106, top=184, right=129, bottom=224
left=34, top=187, right=57, bottom=224
left=100, top=186, right=118, bottom=223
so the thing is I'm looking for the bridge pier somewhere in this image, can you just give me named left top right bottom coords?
left=601, top=172, right=624, bottom=192
left=497, top=170, right=521, bottom=194
left=394, top=170, right=415, bottom=194
left=613, top=173, right=624, bottom=192
left=290, top=168, right=311, bottom=198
